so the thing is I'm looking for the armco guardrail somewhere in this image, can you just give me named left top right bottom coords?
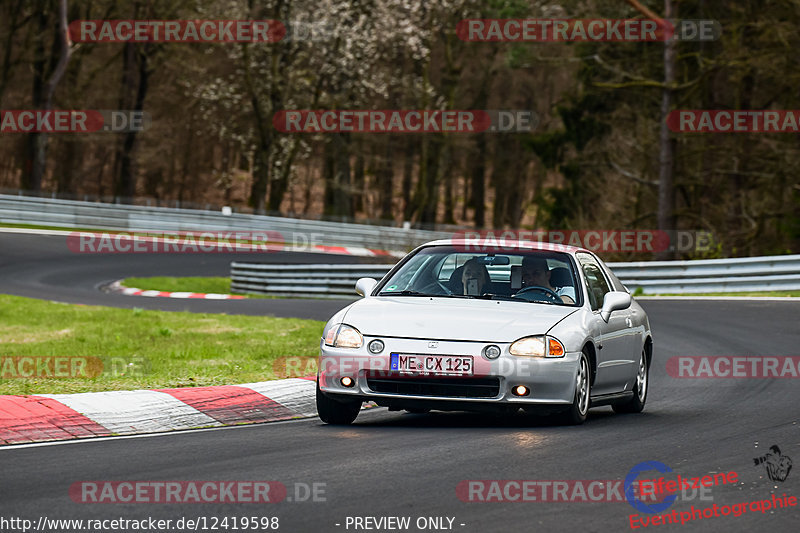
left=0, top=194, right=449, bottom=252
left=609, top=254, right=800, bottom=294
left=231, top=264, right=394, bottom=298
left=231, top=255, right=800, bottom=298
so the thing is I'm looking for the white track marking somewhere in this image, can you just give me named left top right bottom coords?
left=239, top=379, right=318, bottom=418
left=37, top=390, right=221, bottom=434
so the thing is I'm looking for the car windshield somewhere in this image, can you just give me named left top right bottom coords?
left=377, top=245, right=580, bottom=306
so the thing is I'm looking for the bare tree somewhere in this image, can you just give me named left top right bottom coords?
left=625, top=0, right=677, bottom=258
left=22, top=0, right=72, bottom=191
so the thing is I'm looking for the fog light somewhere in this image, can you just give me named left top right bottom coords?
left=483, top=344, right=501, bottom=359
left=368, top=339, right=385, bottom=354
left=512, top=385, right=530, bottom=396
left=340, top=377, right=355, bottom=387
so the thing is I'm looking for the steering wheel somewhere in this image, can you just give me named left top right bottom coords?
left=513, top=285, right=561, bottom=303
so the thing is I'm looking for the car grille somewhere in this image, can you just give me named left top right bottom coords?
left=366, top=375, right=501, bottom=398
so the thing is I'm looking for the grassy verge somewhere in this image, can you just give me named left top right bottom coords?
left=123, top=276, right=234, bottom=295
left=0, top=294, right=323, bottom=395
left=649, top=291, right=800, bottom=297
left=121, top=276, right=275, bottom=298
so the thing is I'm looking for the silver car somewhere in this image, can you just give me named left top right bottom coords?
left=316, top=240, right=652, bottom=425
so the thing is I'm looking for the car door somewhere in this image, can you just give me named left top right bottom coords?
left=576, top=253, right=634, bottom=395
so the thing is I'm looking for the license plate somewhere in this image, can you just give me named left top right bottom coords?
left=390, top=353, right=473, bottom=376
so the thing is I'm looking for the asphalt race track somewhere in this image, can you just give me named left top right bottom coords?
left=1, top=232, right=799, bottom=532
left=0, top=231, right=363, bottom=320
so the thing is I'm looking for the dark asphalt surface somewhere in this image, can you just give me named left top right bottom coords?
left=0, top=231, right=365, bottom=320
left=1, top=232, right=799, bottom=532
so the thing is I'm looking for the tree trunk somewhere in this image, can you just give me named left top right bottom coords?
left=656, top=0, right=677, bottom=258
left=115, top=44, right=150, bottom=200
left=402, top=139, right=416, bottom=221
left=378, top=138, right=394, bottom=221
left=21, top=2, right=50, bottom=191
left=0, top=0, right=28, bottom=107
left=352, top=149, right=365, bottom=214
left=322, top=134, right=352, bottom=217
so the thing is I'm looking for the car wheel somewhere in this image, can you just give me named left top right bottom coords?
left=316, top=381, right=361, bottom=425
left=613, top=348, right=648, bottom=414
left=561, top=351, right=591, bottom=425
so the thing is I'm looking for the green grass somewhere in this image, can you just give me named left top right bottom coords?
left=121, top=276, right=276, bottom=298
left=123, top=276, right=233, bottom=294
left=0, top=294, right=323, bottom=395
left=652, top=291, right=800, bottom=297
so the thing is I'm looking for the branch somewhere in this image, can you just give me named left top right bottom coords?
left=593, top=80, right=666, bottom=89
left=590, top=53, right=653, bottom=82
left=42, top=0, right=72, bottom=110
left=593, top=79, right=698, bottom=90
left=624, top=0, right=661, bottom=20
left=609, top=159, right=658, bottom=186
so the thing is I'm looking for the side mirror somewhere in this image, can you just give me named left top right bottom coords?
left=355, top=277, right=378, bottom=298
left=600, top=291, right=632, bottom=322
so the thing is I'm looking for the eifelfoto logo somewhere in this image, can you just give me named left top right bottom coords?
left=753, top=445, right=793, bottom=482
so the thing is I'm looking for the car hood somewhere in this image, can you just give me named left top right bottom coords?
left=342, top=296, right=579, bottom=342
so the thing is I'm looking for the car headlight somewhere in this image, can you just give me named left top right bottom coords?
left=324, top=324, right=364, bottom=348
left=509, top=336, right=565, bottom=358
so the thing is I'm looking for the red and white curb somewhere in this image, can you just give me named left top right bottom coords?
left=106, top=280, right=246, bottom=300
left=0, top=377, right=335, bottom=445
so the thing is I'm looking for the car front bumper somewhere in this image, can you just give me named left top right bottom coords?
left=318, top=337, right=580, bottom=407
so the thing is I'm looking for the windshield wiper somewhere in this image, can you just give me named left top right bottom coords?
left=486, top=293, right=561, bottom=305
left=484, top=294, right=518, bottom=301
left=378, top=290, right=427, bottom=296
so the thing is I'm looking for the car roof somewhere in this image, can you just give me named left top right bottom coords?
left=422, top=238, right=588, bottom=255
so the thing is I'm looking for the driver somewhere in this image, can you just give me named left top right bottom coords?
left=520, top=256, right=575, bottom=304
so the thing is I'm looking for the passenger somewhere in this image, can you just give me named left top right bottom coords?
left=461, top=258, right=491, bottom=296
left=521, top=256, right=575, bottom=304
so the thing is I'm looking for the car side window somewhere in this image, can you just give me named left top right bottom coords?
left=577, top=253, right=611, bottom=311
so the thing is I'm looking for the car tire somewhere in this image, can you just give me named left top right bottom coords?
left=613, top=348, right=648, bottom=414
left=316, top=381, right=361, bottom=425
left=561, top=351, right=591, bottom=425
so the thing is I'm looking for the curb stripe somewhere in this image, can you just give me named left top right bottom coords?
left=108, top=281, right=246, bottom=300
left=0, top=396, right=110, bottom=445
left=239, top=378, right=318, bottom=418
left=37, top=390, right=221, bottom=435
left=158, top=385, right=295, bottom=425
left=1, top=377, right=331, bottom=446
